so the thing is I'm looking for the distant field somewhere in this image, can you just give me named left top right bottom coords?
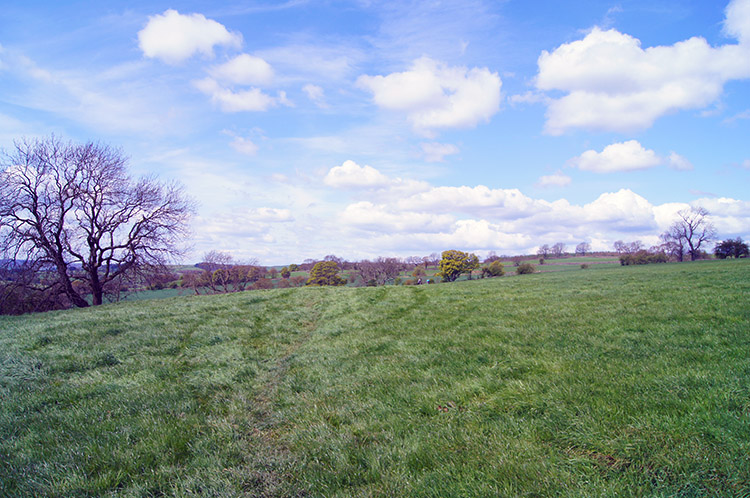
left=128, top=255, right=620, bottom=301
left=1, top=260, right=749, bottom=496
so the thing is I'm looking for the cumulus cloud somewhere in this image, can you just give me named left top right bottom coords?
left=324, top=160, right=391, bottom=189
left=194, top=77, right=290, bottom=112
left=535, top=0, right=750, bottom=134
left=668, top=152, right=694, bottom=171
left=569, top=140, right=661, bottom=173
left=138, top=9, right=242, bottom=64
left=357, top=57, right=502, bottom=134
left=725, top=0, right=750, bottom=43
left=341, top=201, right=454, bottom=233
left=580, top=189, right=657, bottom=230
left=536, top=170, right=572, bottom=187
left=421, top=142, right=459, bottom=162
left=397, top=185, right=548, bottom=219
left=208, top=54, right=273, bottom=85
left=334, top=186, right=706, bottom=254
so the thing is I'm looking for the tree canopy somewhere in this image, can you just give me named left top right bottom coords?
left=0, top=136, right=194, bottom=311
left=714, top=238, right=749, bottom=259
left=663, top=207, right=716, bottom=261
left=306, top=261, right=346, bottom=286
left=437, top=250, right=479, bottom=282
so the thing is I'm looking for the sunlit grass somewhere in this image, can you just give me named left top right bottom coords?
left=1, top=260, right=749, bottom=496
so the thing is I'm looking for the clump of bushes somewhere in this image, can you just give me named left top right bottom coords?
left=619, top=250, right=668, bottom=266
left=516, top=263, right=536, bottom=275
left=482, top=260, right=505, bottom=278
left=580, top=263, right=590, bottom=269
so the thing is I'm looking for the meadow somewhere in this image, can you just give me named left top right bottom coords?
left=1, top=260, right=748, bottom=496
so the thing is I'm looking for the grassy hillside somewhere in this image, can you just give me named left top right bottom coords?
left=1, top=260, right=749, bottom=496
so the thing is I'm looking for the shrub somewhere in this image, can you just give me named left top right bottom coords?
left=277, top=279, right=291, bottom=288
left=437, top=250, right=479, bottom=282
left=581, top=264, right=590, bottom=269
left=306, top=261, right=346, bottom=286
left=289, top=276, right=306, bottom=287
left=539, top=258, right=545, bottom=265
left=619, top=250, right=669, bottom=266
left=516, top=263, right=536, bottom=275
left=482, top=260, right=505, bottom=278
left=252, top=278, right=274, bottom=290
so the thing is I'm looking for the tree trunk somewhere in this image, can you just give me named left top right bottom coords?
left=90, top=270, right=103, bottom=306
left=53, top=259, right=89, bottom=308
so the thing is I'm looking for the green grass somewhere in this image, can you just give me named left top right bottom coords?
left=1, top=260, right=749, bottom=496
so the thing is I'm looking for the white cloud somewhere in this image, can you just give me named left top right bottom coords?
left=508, top=91, right=550, bottom=106
left=324, top=160, right=391, bottom=189
left=693, top=197, right=750, bottom=235
left=723, top=108, right=750, bottom=123
left=357, top=57, right=502, bottom=134
left=668, top=152, right=694, bottom=171
left=208, top=54, right=274, bottom=85
left=258, top=44, right=362, bottom=82
left=246, top=207, right=294, bottom=222
left=397, top=185, right=548, bottom=219
left=581, top=189, right=657, bottom=230
left=229, top=135, right=259, bottom=155
left=536, top=1, right=750, bottom=135
left=334, top=188, right=669, bottom=254
left=725, top=0, right=750, bottom=43
left=138, top=9, right=242, bottom=64
left=0, top=47, right=185, bottom=135
left=569, top=140, right=661, bottom=173
left=340, top=201, right=454, bottom=233
left=421, top=142, right=459, bottom=162
left=302, top=84, right=328, bottom=108
left=536, top=170, right=572, bottom=187
left=194, top=77, right=290, bottom=112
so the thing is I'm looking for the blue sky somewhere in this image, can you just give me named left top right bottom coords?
left=1, top=0, right=749, bottom=264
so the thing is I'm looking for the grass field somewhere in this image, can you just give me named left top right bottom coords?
left=1, top=260, right=749, bottom=496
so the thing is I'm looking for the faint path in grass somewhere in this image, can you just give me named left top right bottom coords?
left=234, top=289, right=325, bottom=498
left=2, top=260, right=749, bottom=497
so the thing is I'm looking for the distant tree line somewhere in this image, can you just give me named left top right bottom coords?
left=2, top=139, right=745, bottom=316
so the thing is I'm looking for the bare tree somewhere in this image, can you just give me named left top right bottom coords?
left=627, top=240, right=644, bottom=253
left=199, top=250, right=234, bottom=272
left=663, top=207, right=716, bottom=261
left=551, top=242, right=566, bottom=258
left=613, top=240, right=643, bottom=255
left=356, top=257, right=405, bottom=286
left=537, top=244, right=550, bottom=258
left=484, top=251, right=500, bottom=263
left=0, top=136, right=194, bottom=308
left=658, top=232, right=685, bottom=261
left=575, top=242, right=591, bottom=256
